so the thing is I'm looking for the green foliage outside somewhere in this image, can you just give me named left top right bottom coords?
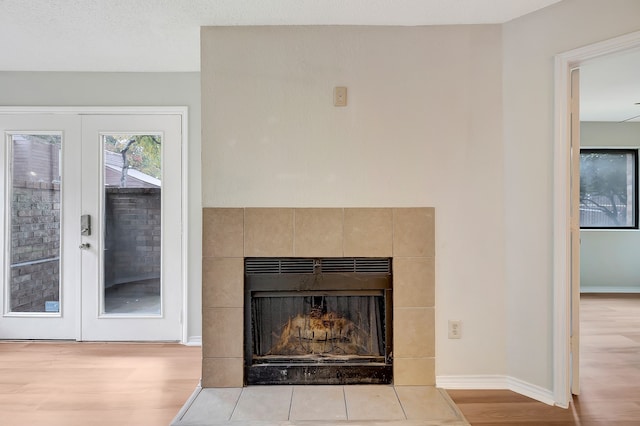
left=104, top=135, right=162, bottom=182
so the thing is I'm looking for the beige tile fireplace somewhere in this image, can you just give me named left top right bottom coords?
left=202, top=207, right=435, bottom=387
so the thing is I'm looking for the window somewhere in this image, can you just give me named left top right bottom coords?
left=580, top=149, right=638, bottom=229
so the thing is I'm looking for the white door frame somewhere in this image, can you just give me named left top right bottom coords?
left=0, top=106, right=190, bottom=344
left=553, top=30, right=640, bottom=408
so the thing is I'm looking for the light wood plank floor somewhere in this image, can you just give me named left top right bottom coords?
left=2, top=295, right=638, bottom=426
left=448, top=294, right=640, bottom=425
left=0, top=341, right=201, bottom=426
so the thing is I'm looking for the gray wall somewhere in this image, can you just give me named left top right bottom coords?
left=580, top=122, right=640, bottom=292
left=201, top=25, right=507, bottom=378
left=0, top=71, right=203, bottom=340
left=502, top=0, right=640, bottom=391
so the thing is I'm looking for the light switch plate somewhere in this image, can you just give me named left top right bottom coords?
left=334, top=86, right=347, bottom=106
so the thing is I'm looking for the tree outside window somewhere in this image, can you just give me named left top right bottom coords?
left=580, top=149, right=638, bottom=229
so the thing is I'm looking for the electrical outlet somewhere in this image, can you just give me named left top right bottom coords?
left=448, top=320, right=462, bottom=339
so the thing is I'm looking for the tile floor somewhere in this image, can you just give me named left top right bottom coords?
left=172, top=385, right=470, bottom=426
left=104, top=278, right=161, bottom=315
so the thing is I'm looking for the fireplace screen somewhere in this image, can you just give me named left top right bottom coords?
left=245, top=258, right=392, bottom=385
left=252, top=294, right=385, bottom=358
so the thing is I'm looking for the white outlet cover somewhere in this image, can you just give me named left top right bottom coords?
left=448, top=320, right=462, bottom=339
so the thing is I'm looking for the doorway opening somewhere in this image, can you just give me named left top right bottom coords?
left=554, top=30, right=640, bottom=408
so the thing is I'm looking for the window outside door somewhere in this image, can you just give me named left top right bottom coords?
left=0, top=112, right=184, bottom=341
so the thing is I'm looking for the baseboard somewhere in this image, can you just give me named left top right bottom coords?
left=185, top=336, right=202, bottom=346
left=437, top=375, right=555, bottom=406
left=436, top=375, right=508, bottom=390
left=506, top=376, right=555, bottom=406
left=581, top=286, right=640, bottom=293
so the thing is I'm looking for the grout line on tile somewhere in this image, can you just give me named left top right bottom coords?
left=393, top=386, right=409, bottom=420
left=229, top=387, right=243, bottom=420
left=287, top=386, right=294, bottom=420
left=342, top=386, right=349, bottom=420
left=391, top=208, right=395, bottom=256
left=341, top=208, right=345, bottom=256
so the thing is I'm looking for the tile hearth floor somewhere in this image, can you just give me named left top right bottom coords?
left=172, top=385, right=470, bottom=426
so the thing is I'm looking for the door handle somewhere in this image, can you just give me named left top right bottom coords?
left=81, top=214, right=91, bottom=236
left=79, top=243, right=91, bottom=249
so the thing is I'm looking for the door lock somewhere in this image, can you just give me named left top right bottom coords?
left=81, top=214, right=91, bottom=236
left=79, top=243, right=91, bottom=249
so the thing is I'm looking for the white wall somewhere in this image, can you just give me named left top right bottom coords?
left=503, top=0, right=640, bottom=391
left=201, top=26, right=507, bottom=377
left=580, top=122, right=640, bottom=292
left=0, top=71, right=203, bottom=341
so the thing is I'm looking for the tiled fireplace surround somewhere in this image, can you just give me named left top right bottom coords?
left=202, top=207, right=435, bottom=387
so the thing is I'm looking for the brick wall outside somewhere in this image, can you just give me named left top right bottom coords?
left=105, top=188, right=161, bottom=287
left=9, top=185, right=161, bottom=311
left=10, top=182, right=61, bottom=312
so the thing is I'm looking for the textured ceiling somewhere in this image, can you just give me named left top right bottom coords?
left=1, top=0, right=636, bottom=122
left=0, top=0, right=561, bottom=72
left=580, top=48, right=640, bottom=123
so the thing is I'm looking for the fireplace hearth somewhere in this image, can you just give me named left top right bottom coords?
left=244, top=257, right=392, bottom=385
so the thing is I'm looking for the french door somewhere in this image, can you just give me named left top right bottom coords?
left=80, top=114, right=182, bottom=341
left=0, top=112, right=184, bottom=341
left=0, top=115, right=80, bottom=339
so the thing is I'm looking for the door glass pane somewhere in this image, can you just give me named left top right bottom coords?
left=9, top=134, right=62, bottom=313
left=102, top=135, right=161, bottom=315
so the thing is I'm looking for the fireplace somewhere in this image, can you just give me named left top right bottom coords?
left=244, top=257, right=392, bottom=385
left=202, top=207, right=434, bottom=388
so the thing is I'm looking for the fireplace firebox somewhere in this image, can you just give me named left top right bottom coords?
left=244, top=257, right=393, bottom=385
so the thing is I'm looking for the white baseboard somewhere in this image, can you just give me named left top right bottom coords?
left=581, top=286, right=640, bottom=293
left=506, top=376, right=555, bottom=406
left=185, top=336, right=202, bottom=346
left=437, top=375, right=555, bottom=406
left=437, top=374, right=508, bottom=389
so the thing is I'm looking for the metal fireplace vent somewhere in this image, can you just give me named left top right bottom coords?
left=321, top=258, right=391, bottom=273
left=245, top=257, right=391, bottom=275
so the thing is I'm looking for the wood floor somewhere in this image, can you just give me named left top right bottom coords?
left=448, top=294, right=640, bottom=425
left=0, top=341, right=201, bottom=426
left=0, top=295, right=638, bottom=426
